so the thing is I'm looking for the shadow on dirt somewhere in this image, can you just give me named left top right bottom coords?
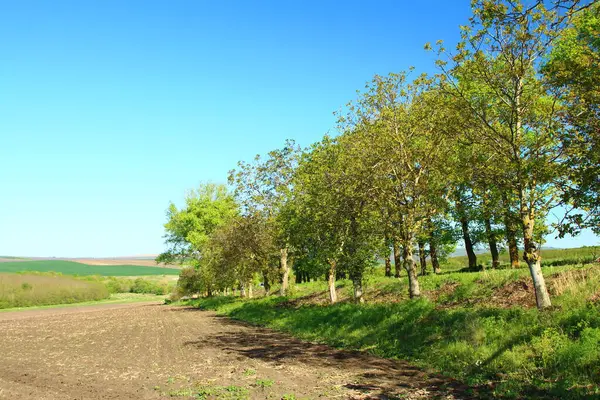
left=184, top=315, right=492, bottom=400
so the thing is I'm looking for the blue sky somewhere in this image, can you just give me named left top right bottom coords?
left=0, top=1, right=596, bottom=257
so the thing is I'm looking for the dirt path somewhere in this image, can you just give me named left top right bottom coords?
left=0, top=303, right=476, bottom=400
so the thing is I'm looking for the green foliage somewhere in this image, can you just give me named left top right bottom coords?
left=103, top=276, right=133, bottom=293
left=0, top=273, right=109, bottom=309
left=0, top=260, right=179, bottom=276
left=194, top=384, right=249, bottom=400
left=287, top=135, right=383, bottom=298
left=253, top=378, right=274, bottom=389
left=130, top=277, right=171, bottom=295
left=173, top=266, right=205, bottom=298
left=157, top=183, right=238, bottom=264
left=228, top=140, right=302, bottom=295
left=543, top=2, right=600, bottom=236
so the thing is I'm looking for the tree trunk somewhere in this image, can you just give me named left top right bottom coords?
left=263, top=270, right=271, bottom=295
left=484, top=218, right=500, bottom=269
left=351, top=273, right=364, bottom=303
left=521, top=210, right=552, bottom=309
left=384, top=254, right=392, bottom=277
left=393, top=238, right=402, bottom=278
left=240, top=285, right=246, bottom=298
left=429, top=239, right=441, bottom=274
left=504, top=212, right=520, bottom=268
left=418, top=241, right=427, bottom=276
left=279, top=247, right=289, bottom=296
left=327, top=260, right=337, bottom=304
left=402, top=239, right=421, bottom=298
left=384, top=233, right=392, bottom=277
left=247, top=283, right=253, bottom=299
left=460, top=215, right=478, bottom=269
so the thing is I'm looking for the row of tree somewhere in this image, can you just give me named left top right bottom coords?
left=158, top=0, right=599, bottom=311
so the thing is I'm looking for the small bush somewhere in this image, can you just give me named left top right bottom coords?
left=131, top=277, right=170, bottom=295
left=104, top=277, right=132, bottom=293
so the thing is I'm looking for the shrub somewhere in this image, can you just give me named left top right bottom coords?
left=104, top=277, right=133, bottom=293
left=130, top=278, right=170, bottom=295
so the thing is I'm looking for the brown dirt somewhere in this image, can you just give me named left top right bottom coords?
left=68, top=258, right=179, bottom=268
left=484, top=279, right=537, bottom=309
left=0, top=257, right=179, bottom=268
left=0, top=303, right=482, bottom=400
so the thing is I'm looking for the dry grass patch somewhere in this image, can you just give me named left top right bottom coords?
left=0, top=273, right=109, bottom=308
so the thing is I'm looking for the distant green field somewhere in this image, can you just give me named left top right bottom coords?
left=0, top=260, right=180, bottom=276
left=446, top=245, right=600, bottom=270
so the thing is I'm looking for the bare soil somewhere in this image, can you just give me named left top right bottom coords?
left=0, top=303, right=481, bottom=400
left=0, top=258, right=29, bottom=263
left=0, top=256, right=178, bottom=268
left=69, top=258, right=178, bottom=268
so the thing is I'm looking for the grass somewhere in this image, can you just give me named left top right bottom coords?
left=0, top=260, right=180, bottom=276
left=253, top=378, right=274, bottom=389
left=187, top=262, right=600, bottom=399
left=162, top=383, right=250, bottom=399
left=0, top=273, right=110, bottom=309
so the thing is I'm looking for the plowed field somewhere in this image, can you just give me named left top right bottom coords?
left=0, top=303, right=473, bottom=399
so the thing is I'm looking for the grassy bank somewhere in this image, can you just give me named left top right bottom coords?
left=0, top=273, right=109, bottom=309
left=0, top=260, right=180, bottom=276
left=188, top=264, right=600, bottom=399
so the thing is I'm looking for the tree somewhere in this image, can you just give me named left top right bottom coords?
left=210, top=213, right=276, bottom=298
left=432, top=0, right=580, bottom=309
left=287, top=136, right=381, bottom=303
left=228, top=140, right=301, bottom=296
left=341, top=72, right=452, bottom=298
left=156, top=183, right=238, bottom=265
left=452, top=186, right=481, bottom=270
left=543, top=2, right=600, bottom=236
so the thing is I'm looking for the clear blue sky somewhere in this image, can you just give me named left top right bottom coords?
left=0, top=1, right=596, bottom=257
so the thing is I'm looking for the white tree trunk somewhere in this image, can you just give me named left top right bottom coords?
left=352, top=277, right=364, bottom=303
left=521, top=210, right=551, bottom=309
left=328, top=260, right=337, bottom=304
left=279, top=247, right=289, bottom=296
left=403, top=241, right=421, bottom=298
